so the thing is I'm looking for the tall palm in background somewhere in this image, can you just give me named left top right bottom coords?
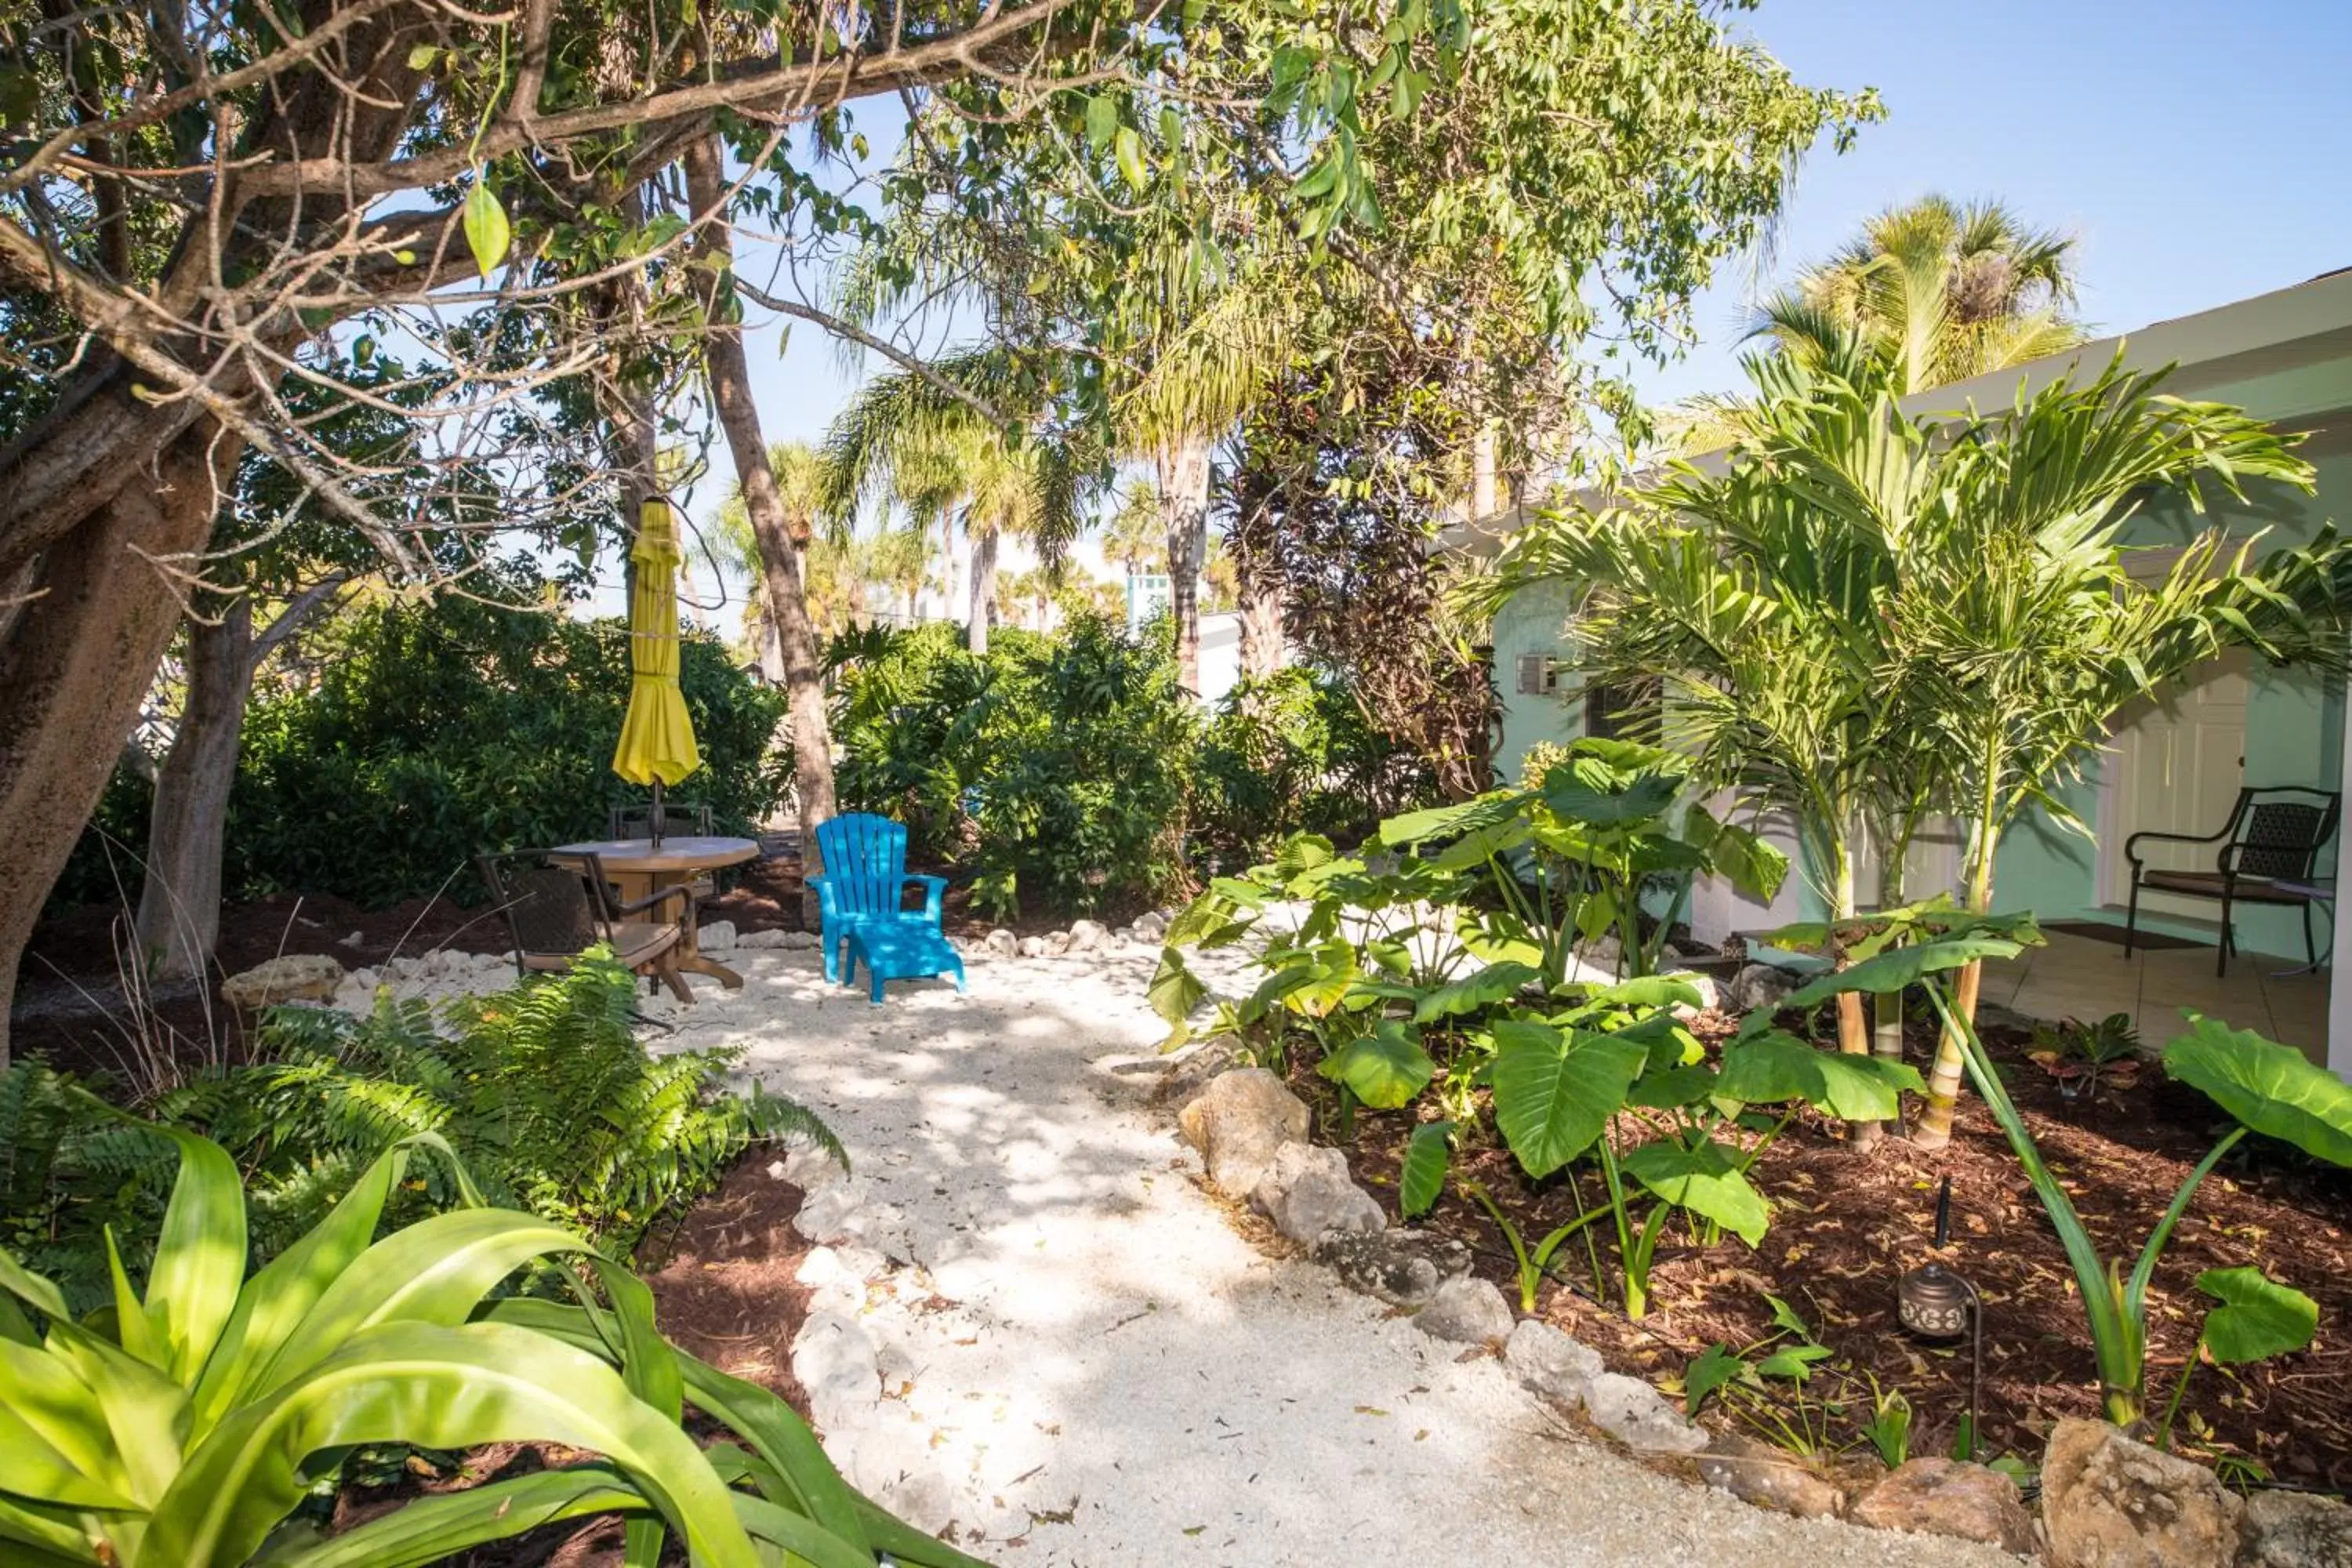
left=717, top=441, right=871, bottom=655
left=865, top=524, right=944, bottom=625
left=1669, top=196, right=2088, bottom=453
left=1100, top=480, right=1168, bottom=576
left=819, top=350, right=1100, bottom=654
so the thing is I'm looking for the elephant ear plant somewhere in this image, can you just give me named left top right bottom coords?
left=0, top=1114, right=988, bottom=1568
left=1796, top=935, right=2350, bottom=1431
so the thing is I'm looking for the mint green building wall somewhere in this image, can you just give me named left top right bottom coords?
left=1490, top=580, right=1585, bottom=782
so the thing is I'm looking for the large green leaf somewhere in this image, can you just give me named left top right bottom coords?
left=1412, top=961, right=1540, bottom=1022
left=2196, top=1265, right=2318, bottom=1365
left=1319, top=1022, right=1435, bottom=1110
left=1748, top=932, right=2023, bottom=1035
left=147, top=1320, right=765, bottom=1568
left=1399, top=1122, right=1452, bottom=1218
left=1146, top=949, right=1207, bottom=1049
left=1715, top=1030, right=1924, bottom=1120
left=1562, top=975, right=1704, bottom=1013
left=1490, top=1022, right=1646, bottom=1178
left=1682, top=1343, right=1744, bottom=1414
left=139, top=1126, right=250, bottom=1388
left=2163, top=1014, right=2352, bottom=1167
left=1622, top=1139, right=1768, bottom=1247
left=252, top=1465, right=648, bottom=1567
left=1540, top=768, right=1677, bottom=826
left=1379, top=790, right=1527, bottom=848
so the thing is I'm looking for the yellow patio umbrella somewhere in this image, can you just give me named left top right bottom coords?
left=612, top=498, right=701, bottom=840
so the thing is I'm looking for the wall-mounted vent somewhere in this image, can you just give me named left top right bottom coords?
left=1515, top=652, right=1558, bottom=696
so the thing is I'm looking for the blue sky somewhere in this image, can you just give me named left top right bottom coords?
left=662, top=0, right=2352, bottom=609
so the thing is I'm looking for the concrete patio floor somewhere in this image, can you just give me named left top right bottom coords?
left=1981, top=927, right=2329, bottom=1062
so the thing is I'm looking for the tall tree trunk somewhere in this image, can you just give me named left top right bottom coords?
left=967, top=528, right=996, bottom=655
left=1471, top=422, right=1500, bottom=520
left=684, top=137, right=837, bottom=917
left=0, top=437, right=232, bottom=1065
left=133, top=575, right=347, bottom=980
left=1156, top=434, right=1211, bottom=698
left=1912, top=821, right=1997, bottom=1151
left=134, top=602, right=256, bottom=980
left=1828, top=846, right=1879, bottom=1151
left=1238, top=573, right=1285, bottom=681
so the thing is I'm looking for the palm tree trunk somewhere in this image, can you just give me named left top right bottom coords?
left=967, top=528, right=996, bottom=655
left=1869, top=829, right=1912, bottom=1146
left=684, top=137, right=837, bottom=917
left=1828, top=844, right=1879, bottom=1152
left=1471, top=423, right=1500, bottom=519
left=1914, top=803, right=1999, bottom=1151
left=1156, top=434, right=1211, bottom=698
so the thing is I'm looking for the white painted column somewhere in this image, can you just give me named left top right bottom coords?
left=2328, top=702, right=2352, bottom=1080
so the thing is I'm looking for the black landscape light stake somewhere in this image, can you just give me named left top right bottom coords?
left=1896, top=1175, right=1984, bottom=1461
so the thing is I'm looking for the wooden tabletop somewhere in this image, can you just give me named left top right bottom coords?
left=550, top=836, right=761, bottom=873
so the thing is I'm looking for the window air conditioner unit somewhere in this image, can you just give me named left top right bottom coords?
left=1514, top=652, right=1558, bottom=696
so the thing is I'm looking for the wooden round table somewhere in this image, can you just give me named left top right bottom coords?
left=550, top=836, right=760, bottom=990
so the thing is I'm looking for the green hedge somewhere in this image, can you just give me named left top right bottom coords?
left=52, top=596, right=790, bottom=913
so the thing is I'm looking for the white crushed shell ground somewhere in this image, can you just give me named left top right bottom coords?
left=361, top=940, right=2021, bottom=1566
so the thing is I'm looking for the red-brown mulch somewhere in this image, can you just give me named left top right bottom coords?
left=1316, top=1018, right=2352, bottom=1490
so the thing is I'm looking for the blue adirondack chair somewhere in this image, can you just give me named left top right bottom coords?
left=808, top=813, right=957, bottom=993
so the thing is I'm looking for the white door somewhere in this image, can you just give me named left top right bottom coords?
left=2100, top=648, right=2251, bottom=912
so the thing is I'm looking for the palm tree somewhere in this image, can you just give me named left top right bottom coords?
left=717, top=442, right=870, bottom=652
left=1493, top=353, right=2339, bottom=1151
left=865, top=524, right=942, bottom=626
left=1099, top=480, right=1167, bottom=577
left=1666, top=197, right=2089, bottom=454
left=819, top=350, right=1100, bottom=654
left=1757, top=194, right=2086, bottom=396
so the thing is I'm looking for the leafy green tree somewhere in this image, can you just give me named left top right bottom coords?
left=1100, top=480, right=1169, bottom=577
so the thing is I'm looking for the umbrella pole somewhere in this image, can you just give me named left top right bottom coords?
left=651, top=779, right=665, bottom=849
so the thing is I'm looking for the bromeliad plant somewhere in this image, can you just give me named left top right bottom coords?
left=0, top=1117, right=985, bottom=1568
left=1791, top=931, right=2350, bottom=1429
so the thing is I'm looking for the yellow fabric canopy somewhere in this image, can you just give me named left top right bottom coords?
left=612, top=499, right=702, bottom=786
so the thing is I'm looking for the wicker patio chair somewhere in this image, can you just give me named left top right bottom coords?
left=477, top=849, right=694, bottom=1002
left=2124, top=786, right=2340, bottom=976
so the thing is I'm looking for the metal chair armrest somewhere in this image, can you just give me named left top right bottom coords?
left=614, top=884, right=691, bottom=920
left=2124, top=825, right=2232, bottom=869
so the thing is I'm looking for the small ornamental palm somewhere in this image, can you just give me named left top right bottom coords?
left=0, top=1120, right=985, bottom=1568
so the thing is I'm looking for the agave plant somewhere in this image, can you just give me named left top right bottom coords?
left=0, top=1116, right=986, bottom=1568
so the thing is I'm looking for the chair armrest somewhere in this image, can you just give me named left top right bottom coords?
left=906, top=873, right=949, bottom=924
left=808, top=874, right=844, bottom=925
left=2125, top=825, right=2232, bottom=868
left=615, top=884, right=691, bottom=920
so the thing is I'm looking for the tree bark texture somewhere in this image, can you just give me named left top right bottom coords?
left=1237, top=573, right=1285, bottom=681
left=684, top=136, right=838, bottom=909
left=1156, top=434, right=1212, bottom=699
left=0, top=435, right=234, bottom=1065
left=967, top=528, right=996, bottom=655
left=133, top=601, right=257, bottom=981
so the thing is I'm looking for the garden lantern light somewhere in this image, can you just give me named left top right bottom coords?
left=1896, top=1175, right=1984, bottom=1461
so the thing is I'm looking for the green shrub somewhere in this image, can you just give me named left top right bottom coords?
left=0, top=956, right=839, bottom=1312
left=1189, top=667, right=1432, bottom=864
left=832, top=616, right=1196, bottom=916
left=52, top=593, right=791, bottom=913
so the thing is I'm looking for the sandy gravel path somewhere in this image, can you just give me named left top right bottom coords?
left=638, top=943, right=2016, bottom=1567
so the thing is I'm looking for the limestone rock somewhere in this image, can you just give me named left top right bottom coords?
left=698, top=919, right=737, bottom=953
left=775, top=1138, right=849, bottom=1194
left=1044, top=930, right=1073, bottom=956
left=339, top=929, right=367, bottom=949
left=791, top=1178, right=870, bottom=1245
left=1724, top=962, right=1803, bottom=1016
left=1850, top=1457, right=2038, bottom=1558
left=1250, top=1142, right=1383, bottom=1243
left=789, top=1310, right=880, bottom=1432
left=2239, top=1489, right=2352, bottom=1568
left=1697, top=1433, right=1843, bottom=1519
left=985, top=927, right=1020, bottom=956
left=737, top=928, right=786, bottom=949
left=1666, top=969, right=1719, bottom=1018
left=1066, top=919, right=1107, bottom=953
left=1583, top=1371, right=1708, bottom=1455
left=1131, top=909, right=1170, bottom=943
left=1176, top=1069, right=1310, bottom=1196
left=1502, top=1319, right=1603, bottom=1409
left=781, top=929, right=820, bottom=950
left=1312, top=1228, right=1473, bottom=1308
left=221, top=953, right=345, bottom=1011
left=1413, top=1275, right=1514, bottom=1345
left=2043, top=1417, right=2241, bottom=1568
left=1018, top=935, right=1051, bottom=959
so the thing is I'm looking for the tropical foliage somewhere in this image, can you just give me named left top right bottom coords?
left=1484, top=350, right=2351, bottom=1145
left=1, top=958, right=837, bottom=1314
left=0, top=1126, right=978, bottom=1568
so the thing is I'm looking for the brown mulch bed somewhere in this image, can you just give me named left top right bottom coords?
left=1316, top=1018, right=2352, bottom=1490
left=326, top=1156, right=815, bottom=1567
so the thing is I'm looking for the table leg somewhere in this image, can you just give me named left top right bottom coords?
left=663, top=869, right=745, bottom=990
